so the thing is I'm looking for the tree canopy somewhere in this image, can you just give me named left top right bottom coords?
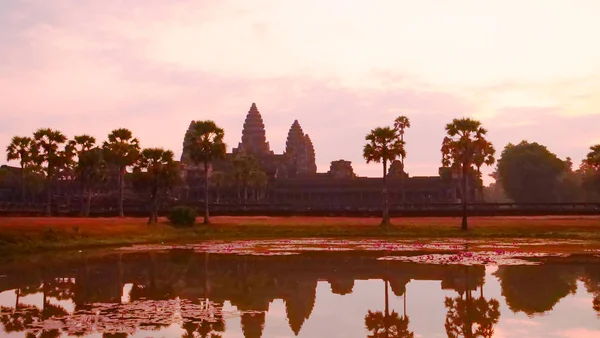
left=496, top=141, right=567, bottom=203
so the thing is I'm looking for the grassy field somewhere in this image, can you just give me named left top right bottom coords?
left=1, top=215, right=600, bottom=254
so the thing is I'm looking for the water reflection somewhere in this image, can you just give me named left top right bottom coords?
left=0, top=249, right=599, bottom=337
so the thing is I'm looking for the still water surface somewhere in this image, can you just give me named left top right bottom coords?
left=0, top=239, right=599, bottom=337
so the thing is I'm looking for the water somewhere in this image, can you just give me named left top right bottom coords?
left=0, top=239, right=599, bottom=337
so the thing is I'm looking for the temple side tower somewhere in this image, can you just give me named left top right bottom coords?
left=285, top=120, right=315, bottom=176
left=233, top=103, right=272, bottom=157
left=304, top=134, right=317, bottom=173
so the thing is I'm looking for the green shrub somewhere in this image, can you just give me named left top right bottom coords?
left=168, top=206, right=197, bottom=227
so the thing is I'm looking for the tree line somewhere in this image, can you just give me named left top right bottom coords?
left=363, top=115, right=600, bottom=229
left=3, top=122, right=230, bottom=224
left=4, top=116, right=600, bottom=228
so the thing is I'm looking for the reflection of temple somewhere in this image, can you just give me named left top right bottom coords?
left=180, top=103, right=475, bottom=206
left=1, top=251, right=599, bottom=337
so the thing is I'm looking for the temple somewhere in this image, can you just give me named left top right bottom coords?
left=180, top=103, right=474, bottom=207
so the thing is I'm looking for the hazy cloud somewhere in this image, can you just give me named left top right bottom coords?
left=1, top=0, right=600, bottom=184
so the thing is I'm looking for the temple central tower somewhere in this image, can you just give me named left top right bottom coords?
left=233, top=103, right=272, bottom=157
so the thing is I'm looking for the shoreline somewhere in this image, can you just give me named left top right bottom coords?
left=1, top=215, right=600, bottom=255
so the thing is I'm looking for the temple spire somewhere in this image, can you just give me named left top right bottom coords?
left=235, top=103, right=271, bottom=156
left=304, top=134, right=317, bottom=174
left=285, top=120, right=310, bottom=176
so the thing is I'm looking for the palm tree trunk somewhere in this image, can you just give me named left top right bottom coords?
left=461, top=163, right=468, bottom=230
left=84, top=188, right=93, bottom=217
left=384, top=279, right=390, bottom=337
left=203, top=161, right=210, bottom=224
left=45, top=177, right=52, bottom=217
left=465, top=266, right=473, bottom=338
left=384, top=280, right=389, bottom=315
left=15, top=288, right=20, bottom=309
left=118, top=167, right=125, bottom=217
left=403, top=290, right=407, bottom=318
left=477, top=167, right=484, bottom=202
left=381, top=160, right=391, bottom=226
left=400, top=157, right=405, bottom=208
left=149, top=185, right=158, bottom=224
left=20, top=163, right=26, bottom=203
left=79, top=180, right=86, bottom=216
left=400, top=133, right=406, bottom=208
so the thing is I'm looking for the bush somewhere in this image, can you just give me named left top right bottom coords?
left=168, top=206, right=197, bottom=227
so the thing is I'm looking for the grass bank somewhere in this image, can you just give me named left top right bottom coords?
left=1, top=215, right=600, bottom=254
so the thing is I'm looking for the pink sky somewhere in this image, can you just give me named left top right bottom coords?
left=2, top=0, right=600, bottom=185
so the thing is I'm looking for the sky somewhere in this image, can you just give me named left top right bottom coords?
left=2, top=0, right=600, bottom=185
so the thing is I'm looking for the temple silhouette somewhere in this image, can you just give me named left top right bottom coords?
left=180, top=103, right=476, bottom=206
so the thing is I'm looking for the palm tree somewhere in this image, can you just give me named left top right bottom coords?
left=66, top=135, right=97, bottom=214
left=393, top=116, right=411, bottom=207
left=441, top=118, right=494, bottom=230
left=136, top=148, right=180, bottom=224
left=77, top=147, right=107, bottom=216
left=32, top=128, right=68, bottom=216
left=102, top=128, right=140, bottom=217
left=363, top=127, right=405, bottom=226
left=185, top=121, right=227, bottom=224
left=6, top=136, right=37, bottom=202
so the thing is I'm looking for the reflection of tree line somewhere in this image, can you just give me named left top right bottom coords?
left=0, top=251, right=599, bottom=337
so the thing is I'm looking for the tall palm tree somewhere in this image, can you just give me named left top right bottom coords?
left=393, top=116, right=411, bottom=207
left=441, top=118, right=494, bottom=230
left=32, top=128, right=68, bottom=216
left=66, top=135, right=97, bottom=214
left=102, top=128, right=140, bottom=217
left=6, top=136, right=37, bottom=202
left=185, top=121, right=226, bottom=224
left=136, top=148, right=180, bottom=224
left=363, top=127, right=405, bottom=226
left=77, top=147, right=107, bottom=216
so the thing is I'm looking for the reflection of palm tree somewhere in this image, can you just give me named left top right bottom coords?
left=444, top=267, right=500, bottom=338
left=364, top=280, right=414, bottom=338
left=26, top=329, right=61, bottom=338
left=102, top=333, right=129, bottom=338
left=181, top=315, right=225, bottom=338
left=365, top=310, right=414, bottom=338
left=1, top=305, right=40, bottom=333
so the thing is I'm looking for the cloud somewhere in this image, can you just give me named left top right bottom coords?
left=559, top=328, right=600, bottom=338
left=1, top=0, right=600, bottom=186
